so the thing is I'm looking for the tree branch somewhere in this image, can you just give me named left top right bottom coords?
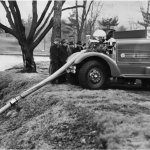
left=31, top=18, right=53, bottom=50
left=13, top=1, right=26, bottom=37
left=13, top=1, right=23, bottom=24
left=1, top=1, right=15, bottom=30
left=90, top=2, right=102, bottom=28
left=0, top=23, right=17, bottom=38
left=62, top=5, right=84, bottom=11
left=84, top=0, right=93, bottom=21
left=27, top=0, right=38, bottom=41
left=34, top=6, right=54, bottom=41
left=75, top=0, right=80, bottom=34
left=8, top=1, right=26, bottom=40
left=36, top=0, right=52, bottom=28
left=8, top=1, right=18, bottom=26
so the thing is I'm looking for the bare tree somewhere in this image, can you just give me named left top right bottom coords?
left=0, top=0, right=85, bottom=72
left=76, top=0, right=93, bottom=41
left=87, top=1, right=103, bottom=35
left=51, top=0, right=87, bottom=43
left=51, top=0, right=65, bottom=44
left=67, top=0, right=93, bottom=42
left=0, top=0, right=54, bottom=72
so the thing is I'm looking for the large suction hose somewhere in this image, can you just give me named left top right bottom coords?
left=0, top=50, right=85, bottom=114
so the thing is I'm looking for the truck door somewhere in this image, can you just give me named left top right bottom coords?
left=116, top=39, right=150, bottom=76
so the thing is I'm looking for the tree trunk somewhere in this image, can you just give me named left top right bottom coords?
left=51, top=1, right=64, bottom=44
left=21, top=44, right=36, bottom=73
left=77, top=31, right=82, bottom=42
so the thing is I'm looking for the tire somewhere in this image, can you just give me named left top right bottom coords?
left=78, top=60, right=108, bottom=89
left=67, top=73, right=79, bottom=85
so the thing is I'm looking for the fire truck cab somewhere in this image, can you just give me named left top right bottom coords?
left=67, top=30, right=150, bottom=89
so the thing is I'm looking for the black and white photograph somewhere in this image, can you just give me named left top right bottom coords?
left=0, top=0, right=150, bottom=149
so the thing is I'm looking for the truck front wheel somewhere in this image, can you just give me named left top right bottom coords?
left=78, top=60, right=108, bottom=89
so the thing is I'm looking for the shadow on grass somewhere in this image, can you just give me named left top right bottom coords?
left=107, top=80, right=150, bottom=91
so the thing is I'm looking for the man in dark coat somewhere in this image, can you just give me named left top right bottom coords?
left=59, top=39, right=69, bottom=65
left=58, top=39, right=69, bottom=83
left=68, top=41, right=75, bottom=55
left=72, top=41, right=83, bottom=53
left=49, top=38, right=60, bottom=83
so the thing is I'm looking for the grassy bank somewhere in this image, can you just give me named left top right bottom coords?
left=0, top=62, right=150, bottom=149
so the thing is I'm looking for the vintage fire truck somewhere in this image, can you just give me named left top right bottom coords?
left=1, top=30, right=150, bottom=114
left=66, top=30, right=150, bottom=89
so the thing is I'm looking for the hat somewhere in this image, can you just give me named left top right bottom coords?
left=61, top=39, right=67, bottom=44
left=69, top=41, right=74, bottom=45
left=54, top=38, right=60, bottom=42
left=76, top=41, right=82, bottom=45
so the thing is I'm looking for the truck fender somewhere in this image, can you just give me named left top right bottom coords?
left=74, top=52, right=121, bottom=77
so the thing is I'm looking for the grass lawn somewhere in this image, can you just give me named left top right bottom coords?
left=0, top=62, right=150, bottom=149
left=0, top=36, right=50, bottom=56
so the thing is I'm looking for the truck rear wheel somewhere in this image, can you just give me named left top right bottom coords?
left=78, top=60, right=108, bottom=89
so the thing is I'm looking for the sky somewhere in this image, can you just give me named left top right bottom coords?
left=0, top=0, right=149, bottom=30
left=99, top=1, right=145, bottom=29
